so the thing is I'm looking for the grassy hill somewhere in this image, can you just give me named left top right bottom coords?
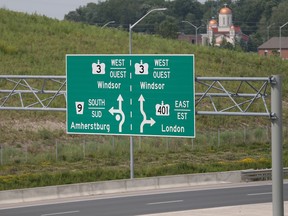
left=1, top=9, right=288, bottom=76
left=0, top=9, right=287, bottom=190
left=1, top=8, right=287, bottom=132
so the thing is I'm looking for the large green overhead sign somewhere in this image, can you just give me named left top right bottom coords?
left=66, top=54, right=195, bottom=138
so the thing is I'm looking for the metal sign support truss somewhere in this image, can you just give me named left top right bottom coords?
left=0, top=75, right=66, bottom=111
left=195, top=76, right=272, bottom=117
left=0, top=75, right=284, bottom=216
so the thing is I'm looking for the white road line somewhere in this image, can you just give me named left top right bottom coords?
left=147, top=200, right=183, bottom=205
left=247, top=192, right=272, bottom=196
left=41, top=210, right=80, bottom=216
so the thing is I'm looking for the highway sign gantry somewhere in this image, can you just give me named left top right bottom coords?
left=66, top=54, right=195, bottom=138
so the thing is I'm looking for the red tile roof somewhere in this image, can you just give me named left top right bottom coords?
left=210, top=26, right=249, bottom=42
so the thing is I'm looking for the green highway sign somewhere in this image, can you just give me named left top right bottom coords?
left=66, top=54, right=195, bottom=138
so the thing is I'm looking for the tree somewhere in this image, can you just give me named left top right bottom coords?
left=63, top=0, right=286, bottom=52
left=231, top=0, right=265, bottom=35
left=156, top=16, right=178, bottom=39
left=252, top=0, right=281, bottom=40
left=238, top=38, right=248, bottom=52
left=158, top=16, right=178, bottom=39
left=171, top=0, right=202, bottom=20
left=270, top=1, right=288, bottom=37
left=220, top=37, right=234, bottom=50
left=247, top=32, right=263, bottom=52
left=64, top=11, right=82, bottom=22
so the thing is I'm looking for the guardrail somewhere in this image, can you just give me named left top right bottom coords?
left=241, top=168, right=288, bottom=182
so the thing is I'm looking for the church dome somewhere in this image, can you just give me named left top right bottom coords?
left=219, top=6, right=232, bottom=14
left=209, top=19, right=218, bottom=27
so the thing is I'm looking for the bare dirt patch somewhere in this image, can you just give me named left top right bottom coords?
left=0, top=119, right=66, bottom=132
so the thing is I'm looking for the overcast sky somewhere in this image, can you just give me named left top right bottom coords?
left=0, top=0, right=208, bottom=20
left=0, top=0, right=101, bottom=20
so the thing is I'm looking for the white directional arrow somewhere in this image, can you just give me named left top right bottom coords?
left=138, top=95, right=145, bottom=117
left=145, top=118, right=156, bottom=126
left=117, top=94, right=123, bottom=110
left=109, top=94, right=125, bottom=132
left=109, top=95, right=123, bottom=115
left=139, top=94, right=156, bottom=133
left=109, top=107, right=117, bottom=115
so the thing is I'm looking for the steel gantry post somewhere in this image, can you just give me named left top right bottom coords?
left=195, top=75, right=284, bottom=216
left=270, top=75, right=284, bottom=216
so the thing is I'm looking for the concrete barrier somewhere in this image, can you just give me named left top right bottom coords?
left=126, top=177, right=158, bottom=192
left=0, top=171, right=242, bottom=205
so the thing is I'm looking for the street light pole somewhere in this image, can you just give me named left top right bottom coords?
left=181, top=21, right=202, bottom=45
left=129, top=8, right=167, bottom=54
left=128, top=7, right=166, bottom=179
left=279, top=21, right=288, bottom=59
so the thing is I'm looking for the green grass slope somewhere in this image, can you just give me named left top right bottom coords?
left=1, top=9, right=287, bottom=131
left=1, top=9, right=287, bottom=77
left=0, top=9, right=287, bottom=190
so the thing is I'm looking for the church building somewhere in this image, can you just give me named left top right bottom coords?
left=202, top=5, right=248, bottom=46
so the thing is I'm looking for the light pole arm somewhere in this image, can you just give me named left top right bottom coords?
left=181, top=20, right=202, bottom=30
left=101, top=21, right=115, bottom=28
left=280, top=22, right=288, bottom=29
left=181, top=20, right=197, bottom=29
left=130, top=8, right=167, bottom=30
left=181, top=21, right=202, bottom=45
left=129, top=7, right=166, bottom=54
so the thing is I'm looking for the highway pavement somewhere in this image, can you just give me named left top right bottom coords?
left=143, top=202, right=288, bottom=216
left=0, top=181, right=287, bottom=216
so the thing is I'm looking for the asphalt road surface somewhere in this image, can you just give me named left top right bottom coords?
left=1, top=182, right=287, bottom=216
